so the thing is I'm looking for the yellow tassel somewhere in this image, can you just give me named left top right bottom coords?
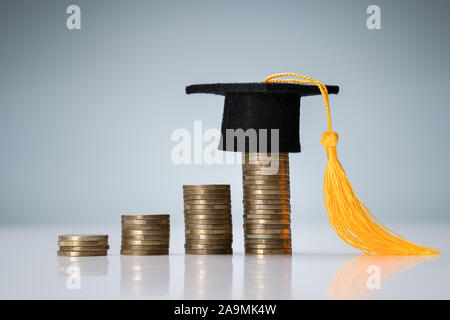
left=265, top=73, right=439, bottom=255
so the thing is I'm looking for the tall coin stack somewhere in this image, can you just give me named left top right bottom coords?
left=57, top=234, right=109, bottom=257
left=242, top=153, right=292, bottom=254
left=121, top=214, right=170, bottom=256
left=183, top=185, right=233, bottom=255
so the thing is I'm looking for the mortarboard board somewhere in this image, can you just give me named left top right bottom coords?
left=186, top=82, right=339, bottom=153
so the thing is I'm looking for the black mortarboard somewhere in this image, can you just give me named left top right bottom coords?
left=186, top=82, right=339, bottom=153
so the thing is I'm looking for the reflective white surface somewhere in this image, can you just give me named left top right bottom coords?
left=0, top=223, right=448, bottom=299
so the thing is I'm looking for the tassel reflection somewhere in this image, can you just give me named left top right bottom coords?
left=328, top=255, right=438, bottom=299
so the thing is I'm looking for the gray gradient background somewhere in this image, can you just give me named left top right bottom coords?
left=0, top=0, right=449, bottom=227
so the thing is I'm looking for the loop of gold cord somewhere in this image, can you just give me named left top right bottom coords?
left=264, top=73, right=333, bottom=132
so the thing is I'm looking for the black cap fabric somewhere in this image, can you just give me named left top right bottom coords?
left=186, top=82, right=339, bottom=153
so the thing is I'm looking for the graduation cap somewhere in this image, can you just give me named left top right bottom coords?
left=186, top=82, right=339, bottom=153
left=186, top=73, right=438, bottom=256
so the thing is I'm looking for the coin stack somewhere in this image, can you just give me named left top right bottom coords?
left=183, top=185, right=233, bottom=255
left=121, top=214, right=170, bottom=256
left=57, top=234, right=109, bottom=257
left=242, top=153, right=292, bottom=254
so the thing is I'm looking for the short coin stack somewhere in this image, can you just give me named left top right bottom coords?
left=57, top=234, right=109, bottom=257
left=242, top=153, right=292, bottom=255
left=183, top=185, right=233, bottom=255
left=121, top=214, right=170, bottom=256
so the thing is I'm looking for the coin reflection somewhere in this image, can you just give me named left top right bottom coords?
left=328, top=255, right=439, bottom=299
left=184, top=255, right=233, bottom=299
left=57, top=256, right=109, bottom=277
left=243, top=255, right=292, bottom=299
left=120, top=255, right=170, bottom=297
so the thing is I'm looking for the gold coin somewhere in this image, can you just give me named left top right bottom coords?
left=243, top=169, right=290, bottom=175
left=183, top=194, right=230, bottom=200
left=122, top=234, right=170, bottom=241
left=244, top=209, right=290, bottom=215
left=122, top=224, right=170, bottom=233
left=243, top=194, right=290, bottom=199
left=245, top=233, right=291, bottom=239
left=243, top=180, right=290, bottom=186
left=58, top=234, right=108, bottom=242
left=243, top=188, right=290, bottom=194
left=244, top=219, right=291, bottom=225
left=122, top=225, right=170, bottom=231
left=243, top=170, right=289, bottom=175
left=243, top=152, right=289, bottom=157
left=121, top=245, right=169, bottom=250
left=122, top=219, right=170, bottom=225
left=243, top=160, right=289, bottom=166
left=185, top=225, right=232, bottom=231
left=121, top=220, right=170, bottom=226
left=122, top=230, right=170, bottom=236
left=57, top=250, right=107, bottom=257
left=183, top=190, right=231, bottom=196
left=184, top=222, right=232, bottom=227
left=243, top=194, right=290, bottom=200
left=185, top=220, right=232, bottom=226
left=244, top=214, right=290, bottom=220
left=184, top=244, right=231, bottom=250
left=185, top=239, right=232, bottom=245
left=57, top=240, right=109, bottom=247
left=243, top=154, right=289, bottom=159
left=243, top=185, right=290, bottom=190
left=245, top=244, right=292, bottom=249
left=121, top=214, right=170, bottom=220
left=185, top=234, right=232, bottom=240
left=245, top=248, right=292, bottom=254
left=184, top=209, right=231, bottom=215
left=185, top=229, right=231, bottom=235
left=243, top=174, right=290, bottom=180
left=185, top=249, right=232, bottom=255
left=59, top=246, right=110, bottom=251
left=121, top=225, right=170, bottom=231
left=183, top=199, right=231, bottom=205
left=244, top=228, right=291, bottom=234
left=121, top=240, right=170, bottom=246
left=243, top=197, right=290, bottom=202
left=245, top=238, right=291, bottom=244
left=244, top=224, right=291, bottom=230
left=184, top=214, right=231, bottom=219
left=243, top=182, right=290, bottom=188
left=244, top=204, right=290, bottom=210
left=121, top=249, right=168, bottom=256
left=243, top=199, right=290, bottom=205
left=243, top=168, right=289, bottom=175
left=183, top=185, right=230, bottom=189
left=243, top=159, right=289, bottom=165
left=184, top=204, right=231, bottom=210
